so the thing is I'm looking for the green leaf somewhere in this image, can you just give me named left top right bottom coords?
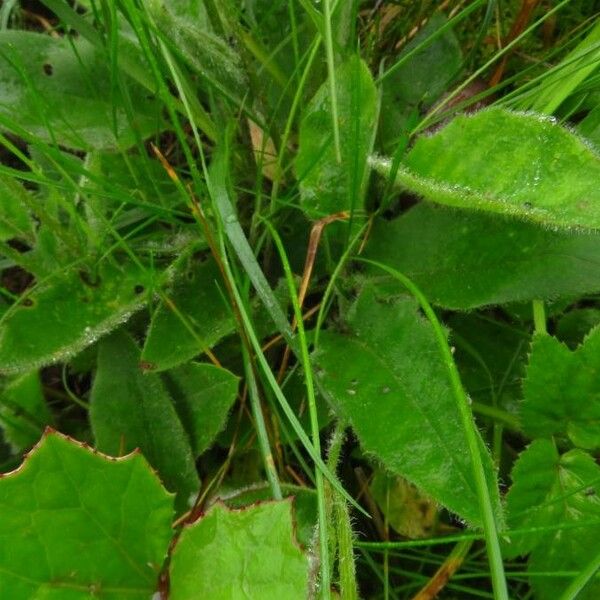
left=371, top=108, right=600, bottom=229
left=312, top=283, right=501, bottom=526
left=505, top=439, right=600, bottom=599
left=90, top=331, right=199, bottom=505
left=141, top=258, right=235, bottom=372
left=522, top=330, right=600, bottom=449
left=215, top=483, right=318, bottom=547
left=0, top=430, right=174, bottom=599
left=0, top=262, right=150, bottom=375
left=379, top=13, right=462, bottom=152
left=296, top=54, right=378, bottom=219
left=149, top=1, right=247, bottom=105
left=556, top=308, right=600, bottom=349
left=163, top=362, right=239, bottom=457
left=365, top=203, right=600, bottom=309
left=0, top=371, right=51, bottom=451
left=169, top=500, right=309, bottom=600
left=0, top=176, right=34, bottom=243
left=0, top=31, right=163, bottom=151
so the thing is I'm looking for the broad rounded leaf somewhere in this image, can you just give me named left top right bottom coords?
left=0, top=262, right=149, bottom=375
left=365, top=203, right=600, bottom=309
left=0, top=31, right=164, bottom=150
left=313, top=284, right=502, bottom=527
left=169, top=501, right=309, bottom=600
left=0, top=430, right=174, bottom=599
left=372, top=108, right=600, bottom=229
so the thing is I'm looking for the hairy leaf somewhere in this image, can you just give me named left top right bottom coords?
left=170, top=501, right=309, bottom=599
left=0, top=262, right=150, bottom=375
left=163, top=362, right=239, bottom=457
left=0, top=430, right=174, bottom=599
left=505, top=439, right=600, bottom=599
left=522, top=330, right=600, bottom=449
left=0, top=176, right=33, bottom=243
left=142, top=258, right=235, bottom=372
left=296, top=54, right=378, bottom=218
left=371, top=108, right=600, bottom=229
left=149, top=1, right=247, bottom=105
left=365, top=203, right=600, bottom=309
left=0, top=371, right=51, bottom=451
left=91, top=331, right=199, bottom=505
left=379, top=13, right=462, bottom=152
left=0, top=31, right=163, bottom=150
left=312, top=284, right=501, bottom=526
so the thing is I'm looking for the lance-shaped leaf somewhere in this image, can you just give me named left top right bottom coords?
left=365, top=203, right=600, bottom=309
left=0, top=262, right=150, bottom=375
left=91, top=331, right=199, bottom=506
left=371, top=108, right=600, bottom=229
left=0, top=31, right=163, bottom=150
left=0, top=430, right=174, bottom=599
left=505, top=439, right=600, bottom=599
left=296, top=55, right=378, bottom=219
left=163, top=362, right=240, bottom=457
left=522, top=330, right=600, bottom=450
left=169, top=501, right=309, bottom=600
left=312, top=284, right=502, bottom=527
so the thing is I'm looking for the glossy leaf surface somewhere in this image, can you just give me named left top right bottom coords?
left=505, top=439, right=600, bottom=599
left=91, top=331, right=199, bottom=505
left=296, top=55, right=377, bottom=218
left=372, top=108, right=600, bottom=229
left=170, top=501, right=309, bottom=600
left=365, top=204, right=600, bottom=309
left=313, top=284, right=501, bottom=526
left=522, top=330, right=600, bottom=449
left=0, top=431, right=174, bottom=599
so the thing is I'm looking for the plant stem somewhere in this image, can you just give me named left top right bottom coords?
left=532, top=299, right=547, bottom=334
left=323, top=0, right=342, bottom=163
left=265, top=221, right=331, bottom=599
left=242, top=346, right=282, bottom=500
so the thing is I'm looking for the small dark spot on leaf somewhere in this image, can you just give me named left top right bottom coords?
left=584, top=487, right=596, bottom=496
left=523, top=201, right=533, bottom=210
left=134, top=284, right=145, bottom=295
left=43, top=63, right=53, bottom=76
left=139, top=360, right=156, bottom=372
left=21, top=297, right=34, bottom=307
left=79, top=270, right=101, bottom=288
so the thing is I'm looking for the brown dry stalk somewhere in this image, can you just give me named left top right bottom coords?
left=276, top=211, right=349, bottom=381
left=411, top=540, right=473, bottom=600
left=488, top=0, right=542, bottom=87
